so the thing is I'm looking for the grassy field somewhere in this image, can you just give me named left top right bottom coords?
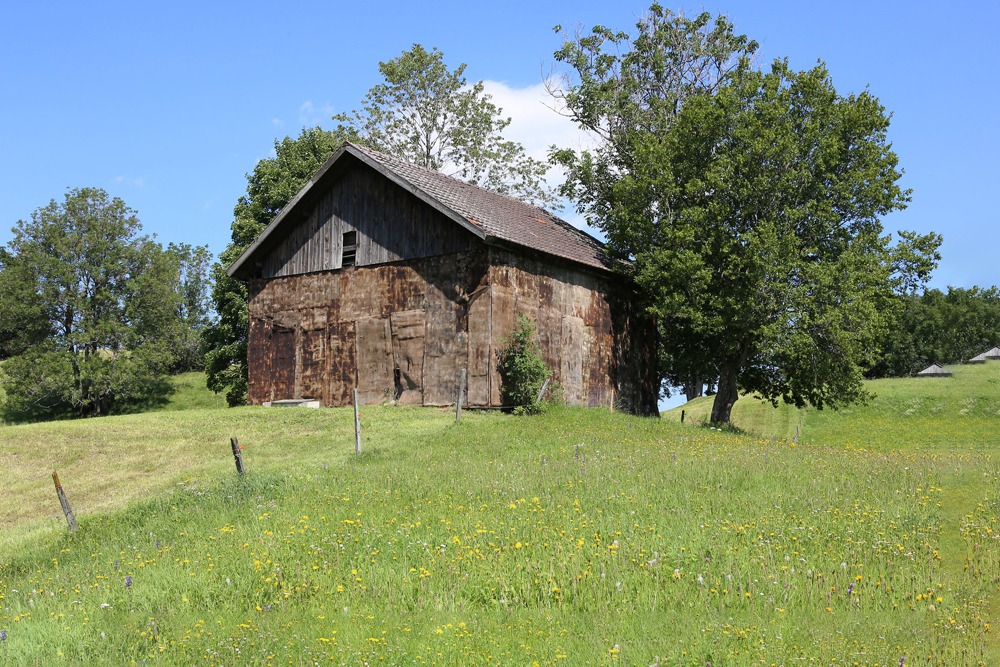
left=663, top=362, right=1000, bottom=452
left=0, top=371, right=998, bottom=665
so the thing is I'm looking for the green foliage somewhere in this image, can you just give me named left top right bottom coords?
left=334, top=44, right=554, bottom=207
left=0, top=188, right=180, bottom=420
left=869, top=286, right=1000, bottom=377
left=496, top=315, right=551, bottom=414
left=164, top=243, right=212, bottom=373
left=553, top=7, right=938, bottom=423
left=203, top=127, right=347, bottom=406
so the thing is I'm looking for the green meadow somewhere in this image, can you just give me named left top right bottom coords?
left=1, top=369, right=998, bottom=665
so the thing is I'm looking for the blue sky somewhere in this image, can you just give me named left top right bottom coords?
left=2, top=0, right=997, bottom=293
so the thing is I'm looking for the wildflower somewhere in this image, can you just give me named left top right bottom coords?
left=847, top=582, right=854, bottom=595
left=125, top=576, right=133, bottom=589
left=0, top=630, right=6, bottom=642
left=899, top=656, right=906, bottom=667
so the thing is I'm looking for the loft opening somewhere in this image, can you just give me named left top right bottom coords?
left=342, top=230, right=357, bottom=267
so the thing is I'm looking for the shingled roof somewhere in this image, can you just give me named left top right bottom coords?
left=228, top=142, right=614, bottom=279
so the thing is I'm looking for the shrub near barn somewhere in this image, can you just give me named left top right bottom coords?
left=497, top=315, right=551, bottom=413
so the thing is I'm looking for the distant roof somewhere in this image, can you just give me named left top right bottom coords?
left=916, top=364, right=952, bottom=377
left=984, top=347, right=1000, bottom=359
left=228, top=142, right=615, bottom=279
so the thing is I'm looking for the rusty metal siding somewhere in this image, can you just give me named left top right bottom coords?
left=485, top=248, right=657, bottom=413
left=248, top=251, right=492, bottom=408
left=245, top=248, right=656, bottom=414
left=259, top=165, right=475, bottom=279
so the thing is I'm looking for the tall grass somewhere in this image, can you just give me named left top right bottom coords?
left=2, top=400, right=997, bottom=665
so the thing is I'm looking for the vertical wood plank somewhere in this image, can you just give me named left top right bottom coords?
left=353, top=388, right=361, bottom=454
left=456, top=367, right=466, bottom=421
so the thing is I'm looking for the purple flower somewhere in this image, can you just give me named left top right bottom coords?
left=125, top=576, right=133, bottom=589
left=0, top=630, right=6, bottom=641
left=899, top=657, right=906, bottom=667
left=847, top=582, right=855, bottom=595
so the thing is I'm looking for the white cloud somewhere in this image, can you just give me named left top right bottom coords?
left=480, top=79, right=596, bottom=164
left=298, top=100, right=335, bottom=127
left=481, top=79, right=600, bottom=232
left=113, top=175, right=145, bottom=188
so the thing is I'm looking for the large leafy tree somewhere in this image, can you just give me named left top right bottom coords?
left=554, top=7, right=937, bottom=423
left=203, top=127, right=347, bottom=406
left=551, top=6, right=757, bottom=403
left=0, top=188, right=180, bottom=419
left=334, top=44, right=553, bottom=206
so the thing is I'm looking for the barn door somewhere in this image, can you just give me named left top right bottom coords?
left=390, top=310, right=425, bottom=405
left=271, top=325, right=296, bottom=401
left=355, top=317, right=394, bottom=404
left=326, top=321, right=356, bottom=406
left=299, top=329, right=326, bottom=401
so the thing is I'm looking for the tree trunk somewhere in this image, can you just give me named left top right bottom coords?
left=684, top=377, right=703, bottom=402
left=710, top=363, right=739, bottom=424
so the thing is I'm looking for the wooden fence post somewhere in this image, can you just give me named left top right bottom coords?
left=681, top=409, right=685, bottom=424
left=230, top=437, right=246, bottom=476
left=51, top=471, right=78, bottom=531
left=456, top=368, right=467, bottom=422
left=536, top=377, right=551, bottom=404
left=353, top=388, right=361, bottom=454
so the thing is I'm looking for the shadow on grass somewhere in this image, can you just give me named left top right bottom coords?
left=696, top=420, right=748, bottom=435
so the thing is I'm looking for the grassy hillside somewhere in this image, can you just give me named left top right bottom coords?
left=1, top=377, right=998, bottom=664
left=665, top=361, right=1000, bottom=451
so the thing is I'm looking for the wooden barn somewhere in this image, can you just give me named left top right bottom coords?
left=227, top=142, right=658, bottom=414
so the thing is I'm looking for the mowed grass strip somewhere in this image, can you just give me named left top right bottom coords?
left=1, top=393, right=998, bottom=665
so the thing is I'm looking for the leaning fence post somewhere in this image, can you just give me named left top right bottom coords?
left=52, top=471, right=78, bottom=532
left=456, top=368, right=467, bottom=422
left=536, top=377, right=551, bottom=404
left=230, top=437, right=246, bottom=476
left=353, top=388, right=362, bottom=454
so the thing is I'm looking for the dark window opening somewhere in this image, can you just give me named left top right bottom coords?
left=342, top=230, right=357, bottom=267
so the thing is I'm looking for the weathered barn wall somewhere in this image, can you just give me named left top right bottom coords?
left=248, top=251, right=488, bottom=406
left=246, top=248, right=657, bottom=413
left=485, top=248, right=658, bottom=414
left=256, top=163, right=474, bottom=279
